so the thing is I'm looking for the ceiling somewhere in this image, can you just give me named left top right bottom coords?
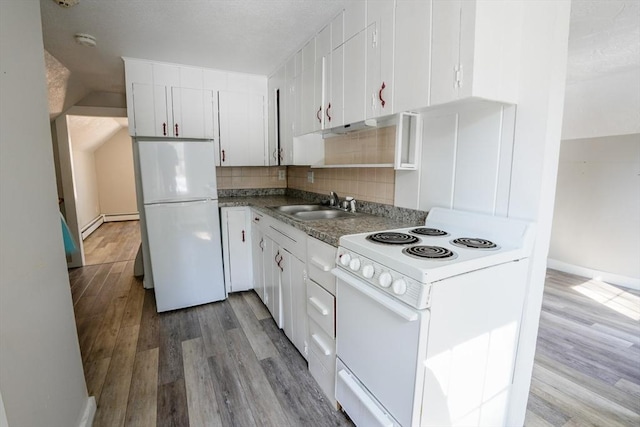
left=67, top=116, right=128, bottom=152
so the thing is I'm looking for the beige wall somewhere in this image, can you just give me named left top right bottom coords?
left=549, top=134, right=640, bottom=282
left=72, top=148, right=101, bottom=228
left=0, top=2, right=90, bottom=426
left=95, top=128, right=138, bottom=215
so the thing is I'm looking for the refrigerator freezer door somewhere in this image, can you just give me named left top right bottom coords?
left=144, top=199, right=225, bottom=312
left=138, top=139, right=217, bottom=203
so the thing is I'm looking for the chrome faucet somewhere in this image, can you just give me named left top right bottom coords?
left=329, top=191, right=339, bottom=207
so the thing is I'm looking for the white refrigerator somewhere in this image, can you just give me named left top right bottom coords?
left=136, top=139, right=225, bottom=312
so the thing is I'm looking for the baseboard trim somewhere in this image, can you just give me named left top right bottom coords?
left=81, top=215, right=104, bottom=240
left=77, top=396, right=96, bottom=427
left=104, top=213, right=140, bottom=222
left=547, top=258, right=640, bottom=290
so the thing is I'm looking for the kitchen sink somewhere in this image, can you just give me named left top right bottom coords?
left=272, top=204, right=331, bottom=214
left=271, top=204, right=359, bottom=221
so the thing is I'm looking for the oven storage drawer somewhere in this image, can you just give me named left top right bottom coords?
left=309, top=349, right=337, bottom=409
left=308, top=318, right=335, bottom=371
left=307, top=237, right=337, bottom=295
left=336, top=360, right=398, bottom=427
left=306, top=279, right=335, bottom=338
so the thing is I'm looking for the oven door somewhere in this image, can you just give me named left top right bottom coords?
left=333, top=268, right=428, bottom=427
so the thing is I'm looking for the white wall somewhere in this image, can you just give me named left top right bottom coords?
left=0, top=2, right=91, bottom=427
left=562, top=68, right=640, bottom=140
left=95, top=128, right=138, bottom=215
left=72, top=148, right=101, bottom=228
left=549, top=134, right=640, bottom=287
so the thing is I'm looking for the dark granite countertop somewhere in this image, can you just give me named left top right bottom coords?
left=218, top=191, right=426, bottom=247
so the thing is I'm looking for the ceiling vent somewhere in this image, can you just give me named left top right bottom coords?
left=52, top=0, right=79, bottom=7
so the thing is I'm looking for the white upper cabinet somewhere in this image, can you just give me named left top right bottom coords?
left=393, top=0, right=431, bottom=113
left=325, top=12, right=344, bottom=129
left=343, top=28, right=367, bottom=125
left=218, top=90, right=266, bottom=166
left=315, top=24, right=331, bottom=132
left=430, top=0, right=522, bottom=106
left=124, top=59, right=215, bottom=139
left=366, top=0, right=395, bottom=119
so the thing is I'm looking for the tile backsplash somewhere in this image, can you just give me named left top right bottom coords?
left=216, top=167, right=287, bottom=190
left=217, top=125, right=397, bottom=205
left=287, top=166, right=395, bottom=205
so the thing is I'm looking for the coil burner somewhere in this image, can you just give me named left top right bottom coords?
left=366, top=232, right=420, bottom=245
left=402, top=245, right=457, bottom=260
left=451, top=237, right=499, bottom=250
left=410, top=227, right=449, bottom=237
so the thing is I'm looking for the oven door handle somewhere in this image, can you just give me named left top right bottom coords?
left=332, top=269, right=418, bottom=322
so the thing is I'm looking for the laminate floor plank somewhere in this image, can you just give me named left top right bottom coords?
left=157, top=310, right=185, bottom=386
left=182, top=337, right=223, bottom=427
left=88, top=294, right=129, bottom=362
left=157, top=379, right=189, bottom=427
left=121, top=276, right=145, bottom=327
left=137, top=289, right=160, bottom=353
left=208, top=349, right=258, bottom=427
left=243, top=290, right=271, bottom=320
left=94, top=324, right=140, bottom=427
left=84, top=357, right=111, bottom=403
left=125, top=348, right=159, bottom=427
left=196, top=302, right=230, bottom=357
left=225, top=327, right=290, bottom=426
left=228, top=293, right=278, bottom=360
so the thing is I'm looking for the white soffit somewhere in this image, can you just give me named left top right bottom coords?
left=40, top=0, right=345, bottom=94
left=568, top=0, right=640, bottom=83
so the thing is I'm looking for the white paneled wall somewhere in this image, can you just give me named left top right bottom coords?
left=395, top=102, right=516, bottom=215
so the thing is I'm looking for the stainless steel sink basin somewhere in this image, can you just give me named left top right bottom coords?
left=271, top=204, right=358, bottom=221
left=272, top=204, right=331, bottom=214
left=292, top=210, right=357, bottom=220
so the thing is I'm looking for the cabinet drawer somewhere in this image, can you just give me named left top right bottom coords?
left=309, top=349, right=337, bottom=409
left=307, top=279, right=335, bottom=338
left=307, top=237, right=337, bottom=295
left=308, top=319, right=335, bottom=372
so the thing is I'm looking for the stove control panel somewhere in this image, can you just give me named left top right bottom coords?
left=336, top=248, right=431, bottom=309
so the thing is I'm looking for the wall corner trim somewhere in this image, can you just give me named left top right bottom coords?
left=76, top=396, right=96, bottom=427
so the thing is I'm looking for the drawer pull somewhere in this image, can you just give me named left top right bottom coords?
left=310, top=257, right=331, bottom=272
left=311, top=333, right=331, bottom=356
left=309, top=297, right=329, bottom=315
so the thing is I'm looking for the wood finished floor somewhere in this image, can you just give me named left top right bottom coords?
left=82, top=220, right=141, bottom=266
left=71, top=222, right=640, bottom=426
left=71, top=221, right=352, bottom=426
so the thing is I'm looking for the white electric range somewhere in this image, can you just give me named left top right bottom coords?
left=332, top=207, right=535, bottom=427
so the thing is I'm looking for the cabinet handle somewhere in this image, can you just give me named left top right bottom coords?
left=174, top=123, right=179, bottom=137
left=254, top=217, right=260, bottom=222
left=316, top=106, right=322, bottom=123
left=378, top=82, right=386, bottom=108
left=259, top=238, right=264, bottom=251
left=222, top=149, right=226, bottom=162
left=310, top=257, right=331, bottom=272
left=308, top=297, right=329, bottom=315
left=278, top=148, right=284, bottom=162
left=326, top=103, right=332, bottom=122
left=162, top=122, right=167, bottom=136
left=273, top=150, right=278, bottom=161
left=311, top=333, right=331, bottom=356
left=241, top=230, right=245, bottom=242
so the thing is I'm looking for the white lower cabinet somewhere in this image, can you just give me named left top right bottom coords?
left=221, top=207, right=253, bottom=294
left=306, top=237, right=338, bottom=408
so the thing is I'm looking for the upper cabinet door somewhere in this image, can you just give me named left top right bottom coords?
left=430, top=0, right=461, bottom=106
left=131, top=83, right=170, bottom=137
left=343, top=29, right=366, bottom=125
left=300, top=39, right=317, bottom=135
left=218, top=91, right=266, bottom=167
left=393, top=0, right=431, bottom=113
left=171, top=87, right=215, bottom=139
left=366, top=0, right=395, bottom=119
